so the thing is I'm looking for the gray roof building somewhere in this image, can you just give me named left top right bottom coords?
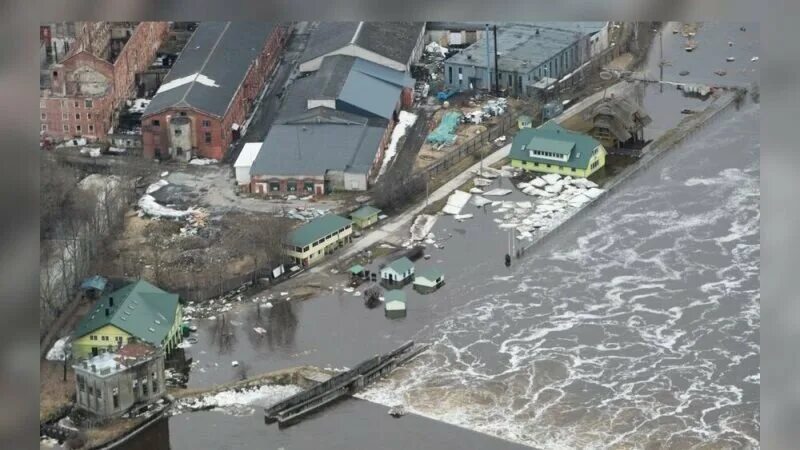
left=143, top=22, right=276, bottom=118
left=250, top=109, right=387, bottom=178
left=445, top=23, right=588, bottom=74
left=299, top=22, right=425, bottom=73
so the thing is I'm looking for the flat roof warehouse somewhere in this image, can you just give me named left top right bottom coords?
left=446, top=22, right=606, bottom=73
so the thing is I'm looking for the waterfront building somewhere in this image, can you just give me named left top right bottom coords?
left=509, top=121, right=606, bottom=178
left=285, top=215, right=353, bottom=267
left=384, top=290, right=407, bottom=319
left=413, top=267, right=445, bottom=293
left=72, top=280, right=183, bottom=359
left=380, top=257, right=415, bottom=287
left=73, top=341, right=165, bottom=418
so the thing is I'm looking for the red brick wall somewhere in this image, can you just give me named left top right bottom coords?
left=41, top=22, right=168, bottom=143
left=142, top=25, right=289, bottom=160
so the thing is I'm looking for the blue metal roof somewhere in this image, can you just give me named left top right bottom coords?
left=80, top=275, right=108, bottom=291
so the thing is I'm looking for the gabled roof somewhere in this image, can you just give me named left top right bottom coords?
left=350, top=205, right=381, bottom=220
left=301, top=22, right=424, bottom=68
left=73, top=280, right=180, bottom=346
left=143, top=22, right=276, bottom=118
left=250, top=110, right=387, bottom=177
left=509, top=121, right=603, bottom=170
left=385, top=290, right=407, bottom=303
left=383, top=257, right=414, bottom=275
left=415, top=267, right=444, bottom=282
left=288, top=215, right=352, bottom=248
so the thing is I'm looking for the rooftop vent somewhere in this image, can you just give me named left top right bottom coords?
left=105, top=308, right=110, bottom=317
left=148, top=327, right=155, bottom=332
left=467, top=55, right=472, bottom=60
left=536, top=29, right=540, bottom=35
left=109, top=297, right=114, bottom=307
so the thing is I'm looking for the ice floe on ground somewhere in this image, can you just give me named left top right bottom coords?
left=172, top=384, right=303, bottom=416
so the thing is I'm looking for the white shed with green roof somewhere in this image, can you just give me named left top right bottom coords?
left=413, top=267, right=445, bottom=293
left=384, top=290, right=407, bottom=319
left=380, top=256, right=415, bottom=286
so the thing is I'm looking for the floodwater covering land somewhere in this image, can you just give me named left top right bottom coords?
left=99, top=22, right=758, bottom=450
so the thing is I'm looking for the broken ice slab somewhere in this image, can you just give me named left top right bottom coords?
left=484, top=188, right=512, bottom=196
left=469, top=187, right=484, bottom=194
left=541, top=173, right=562, bottom=185
left=454, top=214, right=474, bottom=221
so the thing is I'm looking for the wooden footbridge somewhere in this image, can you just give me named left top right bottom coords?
left=264, top=341, right=428, bottom=427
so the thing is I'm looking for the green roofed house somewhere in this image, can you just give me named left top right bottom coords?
left=413, top=267, right=445, bottom=293
left=285, top=214, right=353, bottom=267
left=72, top=280, right=183, bottom=360
left=384, top=290, right=407, bottom=319
left=380, top=256, right=415, bottom=287
left=349, top=205, right=382, bottom=230
left=509, top=121, right=607, bottom=178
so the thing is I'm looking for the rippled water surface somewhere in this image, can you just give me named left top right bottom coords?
left=360, top=100, right=760, bottom=449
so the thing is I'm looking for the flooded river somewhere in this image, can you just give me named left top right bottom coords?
left=114, top=22, right=758, bottom=449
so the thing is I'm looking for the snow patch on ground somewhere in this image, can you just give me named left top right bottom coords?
left=377, top=111, right=417, bottom=180
left=46, top=337, right=69, bottom=361
left=189, top=158, right=219, bottom=166
left=174, top=384, right=303, bottom=416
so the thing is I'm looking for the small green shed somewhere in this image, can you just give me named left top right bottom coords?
left=384, top=290, right=407, bottom=319
left=350, top=205, right=382, bottom=229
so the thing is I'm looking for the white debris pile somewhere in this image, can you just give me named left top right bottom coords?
left=146, top=179, right=169, bottom=194
left=138, top=194, right=194, bottom=219
left=57, top=138, right=87, bottom=148
left=282, top=207, right=329, bottom=221
left=479, top=173, right=606, bottom=241
left=172, top=384, right=304, bottom=415
left=189, top=158, right=219, bottom=166
left=108, top=146, right=127, bottom=154
left=127, top=98, right=151, bottom=113
left=181, top=284, right=252, bottom=320
left=79, top=147, right=102, bottom=158
left=46, top=337, right=70, bottom=361
left=410, top=214, right=438, bottom=241
left=377, top=111, right=417, bottom=180
left=425, top=41, right=448, bottom=57
left=442, top=190, right=472, bottom=215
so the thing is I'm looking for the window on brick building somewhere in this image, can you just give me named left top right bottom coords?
left=270, top=182, right=280, bottom=191
left=52, top=71, right=58, bottom=78
left=76, top=125, right=81, bottom=133
left=179, top=111, right=187, bottom=116
left=74, top=101, right=79, bottom=108
left=204, top=132, right=212, bottom=144
left=87, top=113, right=92, bottom=119
left=152, top=119, right=160, bottom=127
left=63, top=124, right=69, bottom=132
left=41, top=124, right=48, bottom=132
left=202, top=120, right=211, bottom=128
left=40, top=99, right=46, bottom=109
left=75, top=113, right=81, bottom=120
left=89, top=125, right=94, bottom=132
left=85, top=99, right=93, bottom=108
left=62, top=112, right=68, bottom=120
left=41, top=112, right=46, bottom=120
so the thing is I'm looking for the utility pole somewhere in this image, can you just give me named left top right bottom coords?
left=492, top=25, right=500, bottom=95
left=485, top=23, right=492, bottom=92
left=659, top=30, right=664, bottom=93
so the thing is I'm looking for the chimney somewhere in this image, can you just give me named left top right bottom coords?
left=109, top=297, right=114, bottom=307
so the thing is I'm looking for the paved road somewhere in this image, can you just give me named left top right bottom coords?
left=308, top=143, right=512, bottom=274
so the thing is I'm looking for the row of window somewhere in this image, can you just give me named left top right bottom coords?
left=40, top=98, right=93, bottom=110
left=290, top=225, right=352, bottom=253
left=89, top=335, right=125, bottom=343
left=531, top=150, right=565, bottom=159
left=43, top=123, right=95, bottom=133
left=527, top=161, right=581, bottom=173
left=269, top=181, right=316, bottom=192
left=42, top=112, right=94, bottom=121
left=151, top=117, right=212, bottom=128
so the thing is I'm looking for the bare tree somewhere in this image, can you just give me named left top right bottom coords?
left=143, top=220, right=180, bottom=286
left=224, top=214, right=292, bottom=283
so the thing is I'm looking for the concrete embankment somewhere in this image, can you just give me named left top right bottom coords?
left=519, top=90, right=743, bottom=254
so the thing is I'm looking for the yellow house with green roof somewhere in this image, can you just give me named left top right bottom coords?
left=285, top=214, right=353, bottom=267
left=71, top=280, right=183, bottom=360
left=509, top=121, right=606, bottom=178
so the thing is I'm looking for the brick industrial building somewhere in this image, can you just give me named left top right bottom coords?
left=141, top=22, right=289, bottom=161
left=40, top=22, right=169, bottom=142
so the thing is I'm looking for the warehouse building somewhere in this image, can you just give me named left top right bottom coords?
left=442, top=22, right=608, bottom=96
left=299, top=22, right=426, bottom=73
left=249, top=53, right=415, bottom=195
left=141, top=22, right=288, bottom=161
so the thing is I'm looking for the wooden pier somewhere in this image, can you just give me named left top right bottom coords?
left=264, top=341, right=428, bottom=427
